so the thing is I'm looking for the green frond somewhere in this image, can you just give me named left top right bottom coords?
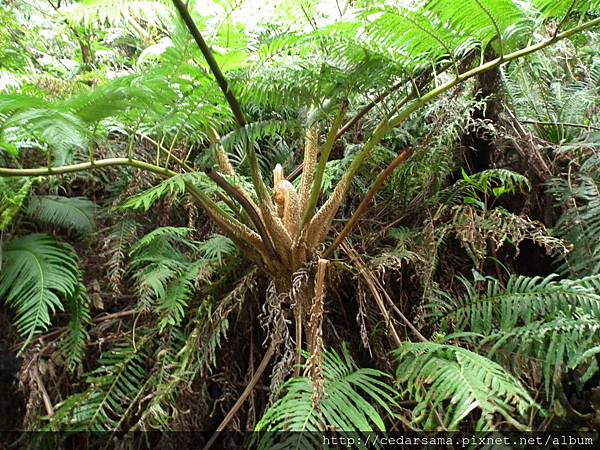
left=2, top=107, right=89, bottom=161
left=436, top=274, right=600, bottom=335
left=503, top=57, right=599, bottom=144
left=481, top=313, right=600, bottom=400
left=62, top=283, right=92, bottom=371
left=394, top=342, right=538, bottom=431
left=126, top=227, right=224, bottom=331
left=137, top=278, right=249, bottom=429
left=256, top=344, right=396, bottom=449
left=156, top=260, right=206, bottom=332
left=27, top=195, right=97, bottom=233
left=532, top=0, right=600, bottom=18
left=212, top=119, right=302, bottom=168
left=60, top=0, right=172, bottom=32
left=198, top=234, right=235, bottom=263
left=128, top=227, right=198, bottom=308
left=431, top=272, right=600, bottom=403
left=59, top=75, right=172, bottom=123
left=438, top=168, right=531, bottom=207
left=48, top=338, right=150, bottom=431
left=549, top=172, right=600, bottom=277
left=129, top=226, right=198, bottom=255
left=0, top=176, right=32, bottom=230
left=0, top=234, right=86, bottom=349
left=101, top=219, right=140, bottom=292
left=119, top=173, right=207, bottom=212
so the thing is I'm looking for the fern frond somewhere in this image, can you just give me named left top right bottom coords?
left=438, top=168, right=530, bottom=206
left=394, top=342, right=538, bottom=431
left=0, top=177, right=32, bottom=230
left=198, top=234, right=235, bottom=263
left=550, top=173, right=600, bottom=277
left=129, top=226, right=198, bottom=254
left=156, top=260, right=206, bottom=332
left=60, top=0, right=172, bottom=32
left=27, top=195, right=97, bottom=233
left=62, top=283, right=92, bottom=371
left=0, top=234, right=85, bottom=349
left=127, top=227, right=198, bottom=309
left=101, top=219, right=139, bottom=292
left=49, top=338, right=150, bottom=431
left=437, top=274, right=600, bottom=334
left=119, top=172, right=208, bottom=212
left=256, top=344, right=396, bottom=448
left=481, top=313, right=600, bottom=400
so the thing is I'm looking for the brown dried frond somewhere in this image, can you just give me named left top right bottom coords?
left=449, top=205, right=570, bottom=264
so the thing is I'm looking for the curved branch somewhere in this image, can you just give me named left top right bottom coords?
left=0, top=158, right=277, bottom=268
left=0, top=157, right=177, bottom=178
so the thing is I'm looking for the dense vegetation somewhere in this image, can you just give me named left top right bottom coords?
left=1, top=0, right=600, bottom=447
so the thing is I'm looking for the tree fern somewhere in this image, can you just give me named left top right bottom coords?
left=394, top=342, right=538, bottom=431
left=255, top=344, right=396, bottom=449
left=0, top=234, right=88, bottom=349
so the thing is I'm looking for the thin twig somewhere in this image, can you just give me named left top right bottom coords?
left=9, top=309, right=137, bottom=352
left=32, top=365, right=54, bottom=417
left=521, top=119, right=600, bottom=132
left=341, top=242, right=402, bottom=346
left=203, top=341, right=277, bottom=450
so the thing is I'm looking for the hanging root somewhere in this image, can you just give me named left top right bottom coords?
left=260, top=282, right=295, bottom=404
left=305, top=258, right=329, bottom=410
